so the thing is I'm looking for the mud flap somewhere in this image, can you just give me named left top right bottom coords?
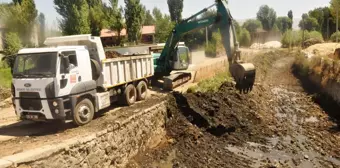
left=163, top=72, right=192, bottom=91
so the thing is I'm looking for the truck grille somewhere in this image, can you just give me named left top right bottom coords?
left=19, top=92, right=42, bottom=111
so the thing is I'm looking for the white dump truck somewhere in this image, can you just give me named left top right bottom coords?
left=11, top=35, right=154, bottom=126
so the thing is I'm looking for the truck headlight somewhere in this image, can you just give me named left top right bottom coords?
left=55, top=109, right=59, bottom=114
left=53, top=101, right=58, bottom=107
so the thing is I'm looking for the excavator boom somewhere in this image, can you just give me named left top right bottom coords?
left=156, top=0, right=256, bottom=92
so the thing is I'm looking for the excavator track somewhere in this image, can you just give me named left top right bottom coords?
left=163, top=72, right=192, bottom=91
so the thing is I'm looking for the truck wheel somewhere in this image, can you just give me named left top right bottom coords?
left=137, top=81, right=148, bottom=101
left=73, top=98, right=94, bottom=126
left=122, top=84, right=137, bottom=106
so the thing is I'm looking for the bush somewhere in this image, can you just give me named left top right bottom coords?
left=281, top=30, right=324, bottom=48
left=306, top=31, right=323, bottom=41
left=0, top=68, right=12, bottom=88
left=205, top=31, right=223, bottom=57
left=4, top=32, right=22, bottom=56
left=205, top=43, right=217, bottom=57
left=238, top=28, right=251, bottom=47
left=330, top=32, right=340, bottom=42
left=281, top=30, right=302, bottom=48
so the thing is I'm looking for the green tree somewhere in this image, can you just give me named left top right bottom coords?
left=54, top=0, right=91, bottom=35
left=256, top=5, right=277, bottom=31
left=3, top=32, right=22, bottom=67
left=238, top=28, right=251, bottom=47
left=167, top=0, right=183, bottom=23
left=124, top=0, right=144, bottom=43
left=288, top=10, right=293, bottom=29
left=89, top=1, right=107, bottom=36
left=144, top=10, right=155, bottom=25
left=276, top=16, right=292, bottom=33
left=1, top=0, right=37, bottom=45
left=242, top=19, right=262, bottom=34
left=38, top=13, right=46, bottom=46
left=299, top=14, right=319, bottom=31
left=154, top=11, right=174, bottom=43
left=330, top=0, right=340, bottom=24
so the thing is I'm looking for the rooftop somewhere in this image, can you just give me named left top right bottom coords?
left=100, top=25, right=155, bottom=38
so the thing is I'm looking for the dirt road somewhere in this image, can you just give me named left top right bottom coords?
left=127, top=50, right=340, bottom=168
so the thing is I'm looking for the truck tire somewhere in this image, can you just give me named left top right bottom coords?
left=72, top=98, right=94, bottom=126
left=122, top=84, right=137, bottom=106
left=91, top=59, right=101, bottom=80
left=136, top=81, right=148, bottom=101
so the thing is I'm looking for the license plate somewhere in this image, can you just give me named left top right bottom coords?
left=26, top=115, right=39, bottom=120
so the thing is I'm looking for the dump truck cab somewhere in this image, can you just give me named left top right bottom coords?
left=12, top=46, right=95, bottom=121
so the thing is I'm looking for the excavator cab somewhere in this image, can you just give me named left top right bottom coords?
left=172, top=46, right=190, bottom=70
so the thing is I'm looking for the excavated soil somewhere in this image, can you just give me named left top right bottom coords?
left=127, top=51, right=340, bottom=168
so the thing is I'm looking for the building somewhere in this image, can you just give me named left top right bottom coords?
left=100, top=25, right=155, bottom=47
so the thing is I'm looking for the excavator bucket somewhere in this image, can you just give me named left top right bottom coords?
left=230, top=63, right=256, bottom=93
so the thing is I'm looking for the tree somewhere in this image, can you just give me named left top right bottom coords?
left=238, top=28, right=251, bottom=47
left=256, top=5, right=277, bottom=31
left=330, top=0, right=340, bottom=24
left=124, top=0, right=144, bottom=43
left=276, top=16, right=292, bottom=33
left=288, top=10, right=293, bottom=29
left=38, top=13, right=46, bottom=46
left=1, top=0, right=38, bottom=45
left=144, top=10, right=155, bottom=25
left=299, top=14, right=319, bottom=31
left=3, top=32, right=22, bottom=67
left=167, top=0, right=183, bottom=23
left=242, top=19, right=262, bottom=34
left=89, top=1, right=107, bottom=36
left=152, top=7, right=174, bottom=43
left=54, top=0, right=91, bottom=35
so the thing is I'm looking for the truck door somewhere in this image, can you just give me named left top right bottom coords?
left=58, top=51, right=80, bottom=97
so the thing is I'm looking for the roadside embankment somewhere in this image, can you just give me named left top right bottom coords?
left=293, top=53, right=340, bottom=121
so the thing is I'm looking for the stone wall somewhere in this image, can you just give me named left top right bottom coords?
left=0, top=102, right=167, bottom=168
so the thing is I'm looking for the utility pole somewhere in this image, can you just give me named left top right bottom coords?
left=206, top=27, right=208, bottom=47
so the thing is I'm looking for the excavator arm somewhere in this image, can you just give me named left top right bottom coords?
left=156, top=0, right=256, bottom=92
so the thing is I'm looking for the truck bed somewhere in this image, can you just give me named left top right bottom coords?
left=102, top=55, right=154, bottom=88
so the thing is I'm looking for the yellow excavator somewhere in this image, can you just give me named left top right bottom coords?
left=154, top=0, right=256, bottom=92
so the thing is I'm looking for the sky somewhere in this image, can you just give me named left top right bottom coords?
left=0, top=0, right=331, bottom=28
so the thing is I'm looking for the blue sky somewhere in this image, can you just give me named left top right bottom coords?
left=0, top=0, right=330, bottom=28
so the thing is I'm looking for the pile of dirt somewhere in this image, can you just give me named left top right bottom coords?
left=105, top=51, right=123, bottom=59
left=250, top=41, right=282, bottom=49
left=303, top=43, right=340, bottom=58
left=127, top=82, right=275, bottom=168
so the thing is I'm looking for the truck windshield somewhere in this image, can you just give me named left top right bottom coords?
left=13, top=52, right=57, bottom=78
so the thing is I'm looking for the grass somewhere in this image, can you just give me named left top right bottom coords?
left=0, top=68, right=12, bottom=88
left=187, top=71, right=232, bottom=93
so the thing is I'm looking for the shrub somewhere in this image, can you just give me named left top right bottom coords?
left=238, top=28, right=251, bottom=47
left=330, top=32, right=340, bottom=42
left=4, top=32, right=22, bottom=56
left=281, top=30, right=302, bottom=48
left=307, top=31, right=323, bottom=41
left=205, top=31, right=223, bottom=57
